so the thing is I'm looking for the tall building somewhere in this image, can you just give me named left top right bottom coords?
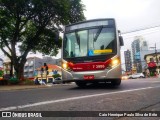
left=141, top=40, right=148, bottom=51
left=131, top=36, right=148, bottom=73
left=124, top=50, right=132, bottom=72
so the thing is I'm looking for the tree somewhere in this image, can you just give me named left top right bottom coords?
left=0, top=69, right=3, bottom=77
left=0, top=0, right=85, bottom=80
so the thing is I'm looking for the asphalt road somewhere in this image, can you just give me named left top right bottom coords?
left=0, top=78, right=160, bottom=120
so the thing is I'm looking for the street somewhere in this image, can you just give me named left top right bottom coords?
left=0, top=78, right=160, bottom=120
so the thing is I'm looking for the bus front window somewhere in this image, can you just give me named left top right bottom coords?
left=64, top=30, right=88, bottom=58
left=63, top=27, right=116, bottom=58
left=89, top=28, right=116, bottom=56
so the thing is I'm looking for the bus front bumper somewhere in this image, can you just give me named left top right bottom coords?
left=62, top=65, right=121, bottom=82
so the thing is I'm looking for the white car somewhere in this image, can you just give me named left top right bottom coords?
left=129, top=73, right=145, bottom=79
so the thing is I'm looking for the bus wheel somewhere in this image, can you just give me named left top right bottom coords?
left=111, top=79, right=121, bottom=86
left=75, top=81, right=87, bottom=88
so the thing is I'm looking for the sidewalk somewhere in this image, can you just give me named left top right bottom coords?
left=0, top=84, right=52, bottom=91
left=0, top=81, right=76, bottom=91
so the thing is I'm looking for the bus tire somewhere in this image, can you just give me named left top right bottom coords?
left=111, top=79, right=121, bottom=86
left=75, top=81, right=87, bottom=88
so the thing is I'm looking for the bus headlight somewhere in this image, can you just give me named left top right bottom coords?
left=62, top=63, right=68, bottom=69
left=62, top=61, right=72, bottom=71
left=111, top=57, right=120, bottom=67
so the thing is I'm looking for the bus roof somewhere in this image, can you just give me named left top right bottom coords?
left=65, top=18, right=116, bottom=32
left=65, top=18, right=115, bottom=27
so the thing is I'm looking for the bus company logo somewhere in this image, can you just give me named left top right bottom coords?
left=1, top=112, right=42, bottom=118
left=73, top=67, right=82, bottom=70
left=2, top=112, right=11, bottom=117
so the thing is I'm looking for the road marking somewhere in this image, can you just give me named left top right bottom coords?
left=144, top=81, right=160, bottom=83
left=0, top=86, right=160, bottom=111
left=124, top=80, right=160, bottom=83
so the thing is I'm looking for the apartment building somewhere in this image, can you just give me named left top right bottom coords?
left=124, top=50, right=132, bottom=72
left=24, top=56, right=61, bottom=78
left=131, top=36, right=148, bottom=73
left=24, top=57, right=42, bottom=78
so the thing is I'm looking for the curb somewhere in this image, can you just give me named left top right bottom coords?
left=0, top=83, right=75, bottom=91
left=0, top=85, right=50, bottom=91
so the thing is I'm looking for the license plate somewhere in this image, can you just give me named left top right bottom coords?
left=84, top=75, right=94, bottom=80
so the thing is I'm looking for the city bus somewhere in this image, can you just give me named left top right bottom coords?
left=61, top=18, right=124, bottom=87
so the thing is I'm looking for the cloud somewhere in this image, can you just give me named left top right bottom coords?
left=82, top=0, right=160, bottom=32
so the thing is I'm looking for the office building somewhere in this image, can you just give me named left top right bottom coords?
left=131, top=36, right=148, bottom=73
left=124, top=50, right=132, bottom=72
left=24, top=56, right=60, bottom=78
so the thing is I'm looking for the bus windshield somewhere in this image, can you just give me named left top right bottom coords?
left=63, top=27, right=116, bottom=58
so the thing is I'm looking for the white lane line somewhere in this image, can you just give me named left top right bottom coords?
left=1, top=86, right=160, bottom=111
left=124, top=81, right=160, bottom=83
left=144, top=81, right=160, bottom=83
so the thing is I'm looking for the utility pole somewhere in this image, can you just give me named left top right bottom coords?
left=150, top=43, right=159, bottom=74
left=155, top=43, right=158, bottom=65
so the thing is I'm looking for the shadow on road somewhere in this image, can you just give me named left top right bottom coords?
left=68, top=82, right=122, bottom=90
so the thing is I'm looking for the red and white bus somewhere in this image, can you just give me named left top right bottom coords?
left=61, top=18, right=124, bottom=87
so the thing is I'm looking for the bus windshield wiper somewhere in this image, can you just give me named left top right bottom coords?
left=75, top=31, right=80, bottom=49
left=94, top=26, right=103, bottom=42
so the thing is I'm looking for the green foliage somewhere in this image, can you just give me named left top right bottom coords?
left=0, top=0, right=85, bottom=80
left=68, top=0, right=86, bottom=23
left=53, top=74, right=61, bottom=78
left=0, top=70, right=3, bottom=77
left=23, top=79, right=35, bottom=85
left=9, top=77, right=19, bottom=84
left=0, top=0, right=85, bottom=56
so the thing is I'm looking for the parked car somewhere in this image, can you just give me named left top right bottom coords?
left=129, top=73, right=145, bottom=79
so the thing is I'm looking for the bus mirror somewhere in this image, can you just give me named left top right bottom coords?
left=119, top=36, right=124, bottom=46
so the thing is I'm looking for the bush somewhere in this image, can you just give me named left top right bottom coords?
left=24, top=79, right=35, bottom=85
left=8, top=77, right=19, bottom=85
left=21, top=78, right=35, bottom=85
left=0, top=79, right=8, bottom=85
left=52, top=74, right=61, bottom=78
